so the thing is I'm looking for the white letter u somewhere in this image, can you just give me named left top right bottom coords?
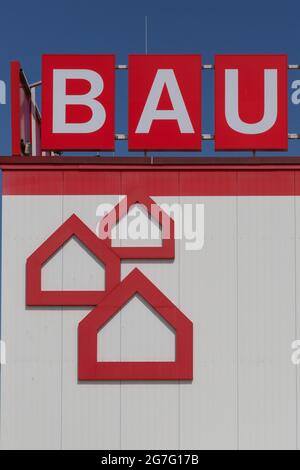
left=225, top=69, right=278, bottom=134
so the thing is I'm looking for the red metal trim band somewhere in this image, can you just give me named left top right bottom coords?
left=2, top=166, right=300, bottom=196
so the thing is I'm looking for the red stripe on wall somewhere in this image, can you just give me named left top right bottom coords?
left=237, top=170, right=295, bottom=196
left=180, top=170, right=237, bottom=196
left=64, top=171, right=122, bottom=195
left=2, top=166, right=300, bottom=196
left=3, top=171, right=64, bottom=195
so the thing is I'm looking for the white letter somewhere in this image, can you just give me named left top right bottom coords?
left=136, top=69, right=194, bottom=134
left=0, top=340, right=6, bottom=365
left=225, top=69, right=278, bottom=134
left=95, top=203, right=115, bottom=239
left=184, top=203, right=205, bottom=251
left=291, top=340, right=300, bottom=366
left=291, top=80, right=300, bottom=105
left=53, top=69, right=106, bottom=133
left=158, top=203, right=183, bottom=240
left=127, top=205, right=149, bottom=241
left=0, top=80, right=6, bottom=105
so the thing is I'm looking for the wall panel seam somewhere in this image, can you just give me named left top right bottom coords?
left=236, top=171, right=240, bottom=450
left=294, top=171, right=299, bottom=450
left=60, top=172, right=64, bottom=450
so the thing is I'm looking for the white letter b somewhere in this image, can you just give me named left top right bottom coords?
left=53, top=69, right=106, bottom=134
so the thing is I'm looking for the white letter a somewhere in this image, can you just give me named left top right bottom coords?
left=136, top=69, right=194, bottom=134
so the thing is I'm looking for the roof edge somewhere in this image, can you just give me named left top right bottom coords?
left=2, top=156, right=300, bottom=169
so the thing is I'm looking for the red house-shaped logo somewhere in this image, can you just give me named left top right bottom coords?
left=26, top=202, right=193, bottom=381
left=99, top=189, right=175, bottom=259
left=78, top=268, right=193, bottom=381
left=26, top=214, right=121, bottom=306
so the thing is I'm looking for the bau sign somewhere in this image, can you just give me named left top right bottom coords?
left=41, top=54, right=288, bottom=152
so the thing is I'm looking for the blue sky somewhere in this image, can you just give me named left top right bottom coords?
left=0, top=0, right=300, bottom=156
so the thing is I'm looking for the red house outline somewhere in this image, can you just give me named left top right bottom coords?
left=99, top=189, right=175, bottom=259
left=78, top=268, right=193, bottom=381
left=26, top=214, right=121, bottom=306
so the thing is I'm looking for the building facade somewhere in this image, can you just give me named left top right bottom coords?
left=0, top=158, right=299, bottom=450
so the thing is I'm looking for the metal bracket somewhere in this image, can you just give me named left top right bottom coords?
left=114, top=134, right=300, bottom=141
left=29, top=80, right=42, bottom=88
left=115, top=134, right=128, bottom=140
left=288, top=133, right=300, bottom=139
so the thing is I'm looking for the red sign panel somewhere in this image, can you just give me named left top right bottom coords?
left=215, top=55, right=288, bottom=151
left=42, top=54, right=115, bottom=151
left=128, top=54, right=202, bottom=151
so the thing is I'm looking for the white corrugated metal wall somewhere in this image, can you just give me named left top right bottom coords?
left=0, top=190, right=299, bottom=450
